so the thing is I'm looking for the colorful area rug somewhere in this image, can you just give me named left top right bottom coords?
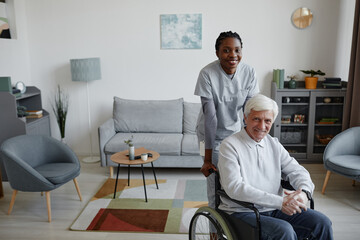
left=70, top=178, right=207, bottom=233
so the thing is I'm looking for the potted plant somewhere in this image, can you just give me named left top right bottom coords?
left=300, top=69, right=325, bottom=89
left=52, top=85, right=69, bottom=143
left=124, top=135, right=134, bottom=160
left=17, top=105, right=29, bottom=122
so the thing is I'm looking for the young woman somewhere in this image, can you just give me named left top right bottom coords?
left=194, top=31, right=259, bottom=208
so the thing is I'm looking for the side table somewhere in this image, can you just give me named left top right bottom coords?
left=110, top=147, right=160, bottom=202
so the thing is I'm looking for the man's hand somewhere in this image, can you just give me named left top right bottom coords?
left=296, top=189, right=309, bottom=205
left=200, top=161, right=216, bottom=177
left=281, top=189, right=308, bottom=216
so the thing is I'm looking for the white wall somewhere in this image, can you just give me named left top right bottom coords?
left=0, top=0, right=356, bottom=156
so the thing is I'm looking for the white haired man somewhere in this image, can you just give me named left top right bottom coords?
left=218, top=94, right=333, bottom=240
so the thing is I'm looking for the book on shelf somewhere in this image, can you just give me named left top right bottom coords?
left=26, top=114, right=43, bottom=119
left=272, top=69, right=284, bottom=89
left=322, top=83, right=342, bottom=89
left=324, top=77, right=341, bottom=83
left=26, top=110, right=43, bottom=115
left=0, top=76, right=12, bottom=92
left=12, top=88, right=21, bottom=94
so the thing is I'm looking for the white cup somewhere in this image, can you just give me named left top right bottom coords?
left=141, top=153, right=148, bottom=161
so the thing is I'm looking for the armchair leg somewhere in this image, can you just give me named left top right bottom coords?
left=73, top=178, right=82, bottom=201
left=322, top=170, right=332, bottom=194
left=46, top=191, right=51, bottom=222
left=7, top=190, right=18, bottom=215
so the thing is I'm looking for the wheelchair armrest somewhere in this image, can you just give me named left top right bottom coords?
left=217, top=189, right=258, bottom=212
left=281, top=180, right=295, bottom=190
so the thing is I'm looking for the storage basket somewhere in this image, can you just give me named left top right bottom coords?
left=281, top=131, right=301, bottom=144
left=316, top=134, right=334, bottom=145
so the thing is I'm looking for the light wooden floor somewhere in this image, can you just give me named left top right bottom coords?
left=0, top=161, right=359, bottom=240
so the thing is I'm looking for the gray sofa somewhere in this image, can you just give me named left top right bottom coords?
left=98, top=97, right=203, bottom=176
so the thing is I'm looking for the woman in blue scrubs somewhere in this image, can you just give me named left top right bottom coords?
left=194, top=31, right=259, bottom=209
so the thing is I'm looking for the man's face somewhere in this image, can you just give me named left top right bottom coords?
left=216, top=37, right=242, bottom=74
left=244, top=110, right=274, bottom=142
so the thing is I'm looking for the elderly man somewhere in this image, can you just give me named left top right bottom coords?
left=218, top=94, right=333, bottom=240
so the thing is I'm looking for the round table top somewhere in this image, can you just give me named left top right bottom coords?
left=110, top=147, right=160, bottom=165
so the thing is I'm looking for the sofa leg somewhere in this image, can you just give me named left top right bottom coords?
left=110, top=166, right=113, bottom=178
left=322, top=170, right=331, bottom=194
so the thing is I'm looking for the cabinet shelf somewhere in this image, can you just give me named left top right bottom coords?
left=282, top=123, right=308, bottom=127
left=315, top=123, right=342, bottom=127
left=282, top=103, right=308, bottom=106
left=1, top=86, right=51, bottom=180
left=0, top=86, right=51, bottom=145
left=15, top=87, right=40, bottom=100
left=316, top=103, right=343, bottom=106
left=283, top=143, right=307, bottom=147
left=25, top=110, right=49, bottom=124
left=270, top=82, right=346, bottom=163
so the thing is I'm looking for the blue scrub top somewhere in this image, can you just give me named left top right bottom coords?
left=194, top=60, right=259, bottom=142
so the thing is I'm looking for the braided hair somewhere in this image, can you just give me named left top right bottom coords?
left=215, top=31, right=243, bottom=51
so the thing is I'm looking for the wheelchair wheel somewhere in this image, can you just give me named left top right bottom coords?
left=189, top=206, right=235, bottom=240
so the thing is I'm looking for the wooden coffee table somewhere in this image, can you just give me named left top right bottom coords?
left=110, top=147, right=160, bottom=202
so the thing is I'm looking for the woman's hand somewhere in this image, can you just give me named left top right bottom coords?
left=200, top=149, right=216, bottom=177
left=200, top=161, right=217, bottom=177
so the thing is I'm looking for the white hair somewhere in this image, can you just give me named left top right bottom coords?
left=244, top=94, right=279, bottom=120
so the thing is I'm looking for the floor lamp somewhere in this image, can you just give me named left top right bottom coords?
left=70, top=57, right=101, bottom=163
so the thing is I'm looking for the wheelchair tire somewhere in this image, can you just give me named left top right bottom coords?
left=189, top=206, right=235, bottom=240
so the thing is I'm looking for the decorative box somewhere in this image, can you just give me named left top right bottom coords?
left=281, top=131, right=302, bottom=144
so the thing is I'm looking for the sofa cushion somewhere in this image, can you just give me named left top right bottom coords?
left=113, top=97, right=184, bottom=133
left=184, top=102, right=201, bottom=134
left=182, top=134, right=200, bottom=156
left=105, top=133, right=183, bottom=156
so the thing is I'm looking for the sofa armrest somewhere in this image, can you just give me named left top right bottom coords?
left=98, top=118, right=116, bottom=166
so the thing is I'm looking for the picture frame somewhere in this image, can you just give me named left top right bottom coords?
left=160, top=13, right=202, bottom=49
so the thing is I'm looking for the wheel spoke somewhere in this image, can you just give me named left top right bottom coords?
left=189, top=211, right=228, bottom=240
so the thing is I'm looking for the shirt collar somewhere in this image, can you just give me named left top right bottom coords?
left=239, top=128, right=265, bottom=148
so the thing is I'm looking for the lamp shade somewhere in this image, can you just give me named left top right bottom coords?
left=70, top=58, right=101, bottom=82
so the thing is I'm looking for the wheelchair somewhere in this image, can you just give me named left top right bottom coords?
left=188, top=170, right=314, bottom=240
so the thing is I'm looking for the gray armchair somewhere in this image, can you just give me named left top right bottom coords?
left=0, top=135, right=82, bottom=222
left=321, top=126, right=360, bottom=194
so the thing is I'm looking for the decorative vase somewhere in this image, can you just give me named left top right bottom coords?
left=288, top=79, right=297, bottom=89
left=305, top=77, right=318, bottom=89
left=129, top=146, right=135, bottom=160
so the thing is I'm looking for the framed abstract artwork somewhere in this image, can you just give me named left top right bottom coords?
left=0, top=0, right=11, bottom=39
left=160, top=14, right=202, bottom=49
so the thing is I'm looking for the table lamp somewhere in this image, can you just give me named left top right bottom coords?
left=70, top=57, right=101, bottom=163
